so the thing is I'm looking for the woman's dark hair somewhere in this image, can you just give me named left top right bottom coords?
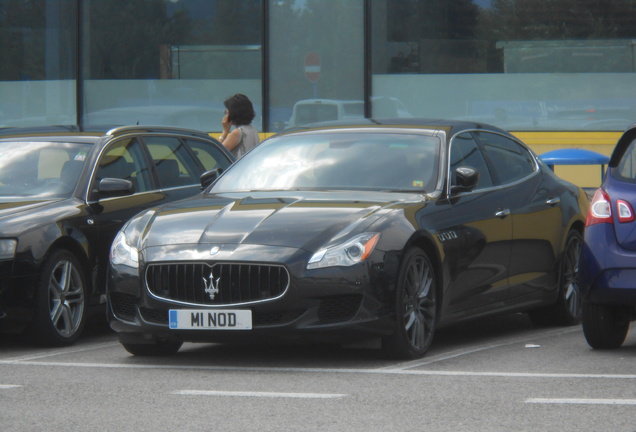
left=224, top=94, right=256, bottom=126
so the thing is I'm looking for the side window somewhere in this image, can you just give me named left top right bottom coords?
left=475, top=131, right=536, bottom=184
left=96, top=138, right=152, bottom=193
left=615, top=139, right=636, bottom=183
left=143, top=136, right=200, bottom=189
left=450, top=133, right=493, bottom=190
left=185, top=138, right=233, bottom=172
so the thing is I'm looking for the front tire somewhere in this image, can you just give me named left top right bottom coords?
left=29, top=249, right=87, bottom=346
left=582, top=302, right=629, bottom=349
left=383, top=248, right=437, bottom=360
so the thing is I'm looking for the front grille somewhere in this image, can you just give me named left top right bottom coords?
left=109, top=292, right=137, bottom=321
left=146, top=262, right=289, bottom=306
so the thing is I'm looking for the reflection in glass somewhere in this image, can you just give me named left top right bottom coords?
left=372, top=0, right=636, bottom=131
left=212, top=132, right=441, bottom=193
left=268, top=0, right=364, bottom=132
left=82, top=0, right=262, bottom=131
left=0, top=141, right=91, bottom=197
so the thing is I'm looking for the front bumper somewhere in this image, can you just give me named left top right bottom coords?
left=0, top=260, right=39, bottom=333
left=107, top=245, right=398, bottom=345
left=109, top=290, right=392, bottom=345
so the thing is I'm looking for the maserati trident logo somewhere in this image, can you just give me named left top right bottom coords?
left=203, top=270, right=220, bottom=301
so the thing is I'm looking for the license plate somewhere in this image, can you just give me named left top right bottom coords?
left=169, top=309, right=252, bottom=330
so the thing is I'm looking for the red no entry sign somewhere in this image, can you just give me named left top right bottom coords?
left=304, top=52, right=320, bottom=83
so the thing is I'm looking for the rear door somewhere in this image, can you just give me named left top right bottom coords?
left=476, top=131, right=565, bottom=299
left=141, top=134, right=232, bottom=202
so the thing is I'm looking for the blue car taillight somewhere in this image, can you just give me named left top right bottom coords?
left=616, top=199, right=635, bottom=223
left=587, top=189, right=636, bottom=226
left=586, top=189, right=612, bottom=226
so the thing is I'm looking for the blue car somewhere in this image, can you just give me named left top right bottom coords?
left=579, top=125, right=636, bottom=349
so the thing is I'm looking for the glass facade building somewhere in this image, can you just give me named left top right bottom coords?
left=3, top=0, right=636, bottom=139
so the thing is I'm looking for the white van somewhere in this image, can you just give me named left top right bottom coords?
left=287, top=97, right=412, bottom=127
left=287, top=99, right=365, bottom=127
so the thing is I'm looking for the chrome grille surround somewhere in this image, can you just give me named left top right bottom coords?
left=145, top=262, right=290, bottom=307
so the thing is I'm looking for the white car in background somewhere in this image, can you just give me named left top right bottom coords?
left=287, top=97, right=411, bottom=127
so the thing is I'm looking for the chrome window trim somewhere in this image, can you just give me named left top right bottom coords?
left=83, top=130, right=222, bottom=201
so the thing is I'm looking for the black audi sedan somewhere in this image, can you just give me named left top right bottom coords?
left=0, top=126, right=234, bottom=346
left=107, top=119, right=588, bottom=359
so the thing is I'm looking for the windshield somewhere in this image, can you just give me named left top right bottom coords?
left=0, top=140, right=93, bottom=198
left=211, top=131, right=441, bottom=193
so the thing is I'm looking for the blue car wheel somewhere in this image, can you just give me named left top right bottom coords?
left=582, top=302, right=630, bottom=349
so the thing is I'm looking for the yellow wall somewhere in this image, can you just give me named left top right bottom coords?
left=512, top=131, right=619, bottom=188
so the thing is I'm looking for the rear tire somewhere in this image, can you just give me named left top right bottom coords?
left=528, top=229, right=582, bottom=326
left=382, top=248, right=437, bottom=360
left=121, top=341, right=183, bottom=356
left=582, top=302, right=629, bottom=349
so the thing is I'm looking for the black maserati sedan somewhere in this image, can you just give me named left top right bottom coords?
left=0, top=126, right=233, bottom=346
left=107, top=119, right=588, bottom=359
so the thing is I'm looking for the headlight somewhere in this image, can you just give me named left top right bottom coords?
left=307, top=233, right=380, bottom=269
left=110, top=231, right=139, bottom=268
left=0, top=239, right=17, bottom=260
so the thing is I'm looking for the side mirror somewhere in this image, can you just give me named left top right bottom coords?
left=451, top=166, right=479, bottom=193
left=97, top=178, right=133, bottom=197
left=200, top=168, right=223, bottom=189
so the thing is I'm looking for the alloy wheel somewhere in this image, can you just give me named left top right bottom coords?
left=401, top=254, right=436, bottom=351
left=562, top=232, right=582, bottom=319
left=48, top=258, right=85, bottom=338
left=383, top=248, right=437, bottom=359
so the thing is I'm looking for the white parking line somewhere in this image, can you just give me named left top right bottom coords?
left=2, top=359, right=636, bottom=380
left=0, top=384, right=22, bottom=389
left=173, top=390, right=346, bottom=399
left=527, top=398, right=636, bottom=405
left=380, top=327, right=581, bottom=371
left=1, top=341, right=119, bottom=363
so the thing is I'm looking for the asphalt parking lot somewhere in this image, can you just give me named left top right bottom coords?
left=1, top=314, right=635, bottom=432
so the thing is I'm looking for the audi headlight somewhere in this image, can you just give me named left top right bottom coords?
left=110, top=231, right=139, bottom=269
left=0, top=239, right=17, bottom=260
left=307, top=233, right=380, bottom=269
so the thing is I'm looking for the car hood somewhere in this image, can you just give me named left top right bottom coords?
left=140, top=191, right=425, bottom=252
left=0, top=198, right=69, bottom=231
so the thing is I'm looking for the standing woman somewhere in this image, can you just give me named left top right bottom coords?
left=219, top=94, right=260, bottom=158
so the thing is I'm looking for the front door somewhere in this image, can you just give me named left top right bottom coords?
left=440, top=132, right=513, bottom=319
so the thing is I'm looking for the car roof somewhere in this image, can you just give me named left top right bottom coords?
left=278, top=117, right=511, bottom=138
left=0, top=125, right=109, bottom=144
left=0, top=125, right=106, bottom=135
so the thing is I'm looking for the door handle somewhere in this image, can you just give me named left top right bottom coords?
left=546, top=197, right=561, bottom=206
left=495, top=208, right=511, bottom=218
